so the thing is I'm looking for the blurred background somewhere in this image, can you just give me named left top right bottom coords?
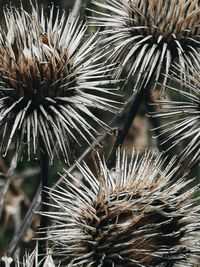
left=0, top=0, right=92, bottom=24
left=0, top=0, right=79, bottom=10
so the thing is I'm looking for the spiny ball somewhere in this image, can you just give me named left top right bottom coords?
left=45, top=150, right=200, bottom=266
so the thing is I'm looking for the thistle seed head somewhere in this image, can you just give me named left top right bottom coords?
left=91, top=0, right=200, bottom=90
left=45, top=150, right=200, bottom=266
left=1, top=245, right=56, bottom=266
left=0, top=4, right=118, bottom=163
left=152, top=66, right=200, bottom=167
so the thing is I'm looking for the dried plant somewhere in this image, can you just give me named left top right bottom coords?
left=43, top=150, right=200, bottom=266
left=0, top=3, right=118, bottom=164
left=152, top=67, right=200, bottom=167
left=0, top=0, right=199, bottom=262
left=1, top=245, right=56, bottom=266
left=90, top=0, right=200, bottom=90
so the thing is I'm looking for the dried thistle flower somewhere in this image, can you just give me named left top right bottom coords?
left=44, top=150, right=200, bottom=266
left=1, top=245, right=56, bottom=266
left=90, top=0, right=200, bottom=90
left=152, top=67, right=200, bottom=167
left=0, top=4, right=118, bottom=163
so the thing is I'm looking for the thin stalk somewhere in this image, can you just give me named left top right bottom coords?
left=147, top=92, right=172, bottom=154
left=51, top=93, right=139, bottom=191
left=39, top=140, right=49, bottom=255
left=7, top=183, right=42, bottom=256
left=106, top=84, right=150, bottom=169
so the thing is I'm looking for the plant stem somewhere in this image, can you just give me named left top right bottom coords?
left=51, top=93, right=140, bottom=191
left=106, top=85, right=149, bottom=169
left=147, top=92, right=171, bottom=154
left=39, top=140, right=49, bottom=255
left=7, top=183, right=42, bottom=256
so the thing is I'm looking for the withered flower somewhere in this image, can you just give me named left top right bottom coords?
left=152, top=66, right=200, bottom=167
left=1, top=244, right=56, bottom=266
left=91, top=0, right=200, bottom=90
left=0, top=4, right=118, bottom=163
left=44, top=150, right=200, bottom=266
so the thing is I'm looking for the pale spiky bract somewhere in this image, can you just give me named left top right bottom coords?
left=152, top=67, right=200, bottom=167
left=0, top=4, right=118, bottom=163
left=90, top=0, right=200, bottom=90
left=45, top=150, right=200, bottom=266
left=1, top=245, right=56, bottom=267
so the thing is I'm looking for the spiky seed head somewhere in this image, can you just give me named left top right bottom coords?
left=0, top=4, right=118, bottom=163
left=44, top=150, right=200, bottom=266
left=90, top=0, right=200, bottom=90
left=1, top=245, right=56, bottom=266
left=152, top=66, right=200, bottom=167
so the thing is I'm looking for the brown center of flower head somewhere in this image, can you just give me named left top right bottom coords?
left=84, top=186, right=186, bottom=266
left=0, top=35, right=77, bottom=115
left=46, top=152, right=200, bottom=266
left=127, top=0, right=200, bottom=58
